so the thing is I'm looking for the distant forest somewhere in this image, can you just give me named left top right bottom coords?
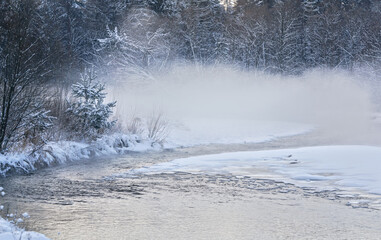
left=2, top=0, right=381, bottom=80
left=1, top=0, right=381, bottom=152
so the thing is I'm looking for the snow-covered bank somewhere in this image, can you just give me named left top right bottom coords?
left=165, top=118, right=313, bottom=147
left=129, top=145, right=381, bottom=195
left=0, top=118, right=312, bottom=176
left=0, top=187, right=50, bottom=240
left=0, top=217, right=49, bottom=240
left=0, top=134, right=161, bottom=176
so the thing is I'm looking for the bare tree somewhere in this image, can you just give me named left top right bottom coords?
left=0, top=0, right=53, bottom=153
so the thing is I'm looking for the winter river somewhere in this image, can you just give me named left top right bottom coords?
left=1, top=133, right=381, bottom=240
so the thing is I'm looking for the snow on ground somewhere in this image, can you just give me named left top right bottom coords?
left=165, top=118, right=313, bottom=147
left=0, top=218, right=49, bottom=240
left=0, top=133, right=161, bottom=176
left=130, top=145, right=381, bottom=195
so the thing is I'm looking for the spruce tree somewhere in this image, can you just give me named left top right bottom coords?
left=67, top=69, right=116, bottom=140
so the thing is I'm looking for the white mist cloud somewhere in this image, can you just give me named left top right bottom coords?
left=105, top=65, right=378, bottom=144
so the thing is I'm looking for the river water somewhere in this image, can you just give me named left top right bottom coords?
left=1, top=133, right=381, bottom=239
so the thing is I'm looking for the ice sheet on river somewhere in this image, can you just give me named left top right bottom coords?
left=130, top=145, right=381, bottom=195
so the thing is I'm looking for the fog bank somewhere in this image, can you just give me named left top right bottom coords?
left=106, top=66, right=378, bottom=144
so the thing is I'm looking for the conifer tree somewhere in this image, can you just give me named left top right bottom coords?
left=67, top=69, right=116, bottom=140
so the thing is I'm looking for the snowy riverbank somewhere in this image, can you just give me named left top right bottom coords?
left=0, top=119, right=313, bottom=176
left=0, top=133, right=162, bottom=176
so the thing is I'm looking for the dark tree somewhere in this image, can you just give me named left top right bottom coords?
left=0, top=0, right=53, bottom=152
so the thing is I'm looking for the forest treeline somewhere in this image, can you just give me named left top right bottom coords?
left=0, top=0, right=381, bottom=152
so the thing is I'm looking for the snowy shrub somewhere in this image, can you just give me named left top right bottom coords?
left=18, top=109, right=55, bottom=151
left=127, top=116, right=145, bottom=136
left=66, top=69, right=116, bottom=140
left=146, top=112, right=169, bottom=144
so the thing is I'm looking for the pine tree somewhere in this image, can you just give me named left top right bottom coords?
left=67, top=69, right=116, bottom=140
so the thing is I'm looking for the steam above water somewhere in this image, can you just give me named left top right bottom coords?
left=106, top=66, right=379, bottom=145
